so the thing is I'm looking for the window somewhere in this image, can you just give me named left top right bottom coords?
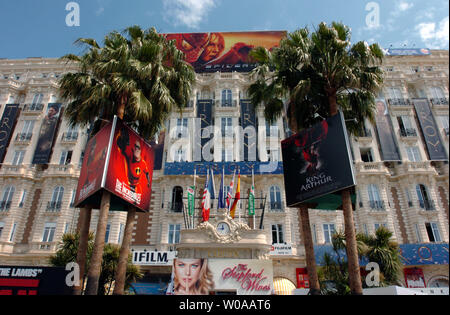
left=405, top=189, right=413, bottom=207
left=368, top=184, right=384, bottom=209
left=105, top=224, right=111, bottom=243
left=65, top=125, right=79, bottom=141
left=118, top=223, right=125, bottom=244
left=323, top=224, right=336, bottom=244
left=64, top=222, right=70, bottom=235
left=397, top=116, right=417, bottom=137
left=438, top=116, right=449, bottom=135
left=271, top=224, right=284, bottom=244
left=374, top=223, right=388, bottom=231
left=69, top=190, right=76, bottom=208
left=1, top=186, right=15, bottom=211
left=168, top=224, right=181, bottom=244
left=31, top=93, right=44, bottom=105
left=266, top=121, right=279, bottom=138
left=176, top=118, right=188, bottom=138
left=49, top=187, right=64, bottom=211
left=221, top=89, right=233, bottom=107
left=0, top=222, right=4, bottom=239
left=59, top=151, right=73, bottom=165
left=171, top=187, right=183, bottom=212
left=388, top=87, right=403, bottom=99
left=12, top=151, right=25, bottom=166
left=20, top=120, right=35, bottom=140
left=269, top=186, right=282, bottom=211
left=416, top=184, right=434, bottom=210
left=406, top=146, right=422, bottom=162
left=19, top=190, right=27, bottom=208
left=9, top=223, right=17, bottom=242
left=360, top=148, right=374, bottom=162
left=221, top=117, right=233, bottom=137
left=415, top=224, right=422, bottom=243
left=425, top=223, right=441, bottom=243
left=42, top=223, right=56, bottom=242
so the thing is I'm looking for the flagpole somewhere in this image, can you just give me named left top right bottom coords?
left=192, top=166, right=197, bottom=229
left=252, top=166, right=255, bottom=230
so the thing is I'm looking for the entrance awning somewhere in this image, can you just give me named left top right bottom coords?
left=273, top=277, right=296, bottom=295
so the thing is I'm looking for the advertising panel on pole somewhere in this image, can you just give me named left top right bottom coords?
left=0, top=104, right=20, bottom=163
left=413, top=99, right=448, bottom=161
left=165, top=31, right=286, bottom=73
left=281, top=112, right=356, bottom=207
left=32, top=103, right=62, bottom=164
left=374, top=99, right=402, bottom=161
left=167, top=259, right=273, bottom=295
left=75, top=116, right=155, bottom=212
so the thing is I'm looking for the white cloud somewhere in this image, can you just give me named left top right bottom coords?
left=163, top=0, right=217, bottom=29
left=416, top=16, right=449, bottom=49
left=391, top=0, right=414, bottom=17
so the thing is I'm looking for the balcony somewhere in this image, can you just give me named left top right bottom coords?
left=216, top=99, right=238, bottom=108
left=46, top=201, right=62, bottom=212
left=388, top=99, right=411, bottom=106
left=0, top=164, right=38, bottom=179
left=356, top=162, right=389, bottom=174
left=167, top=202, right=184, bottom=213
left=399, top=128, right=418, bottom=138
left=430, top=98, right=449, bottom=106
left=419, top=199, right=435, bottom=211
left=369, top=200, right=385, bottom=211
left=0, top=201, right=12, bottom=212
left=15, top=133, right=33, bottom=144
left=61, top=132, right=79, bottom=143
left=44, top=164, right=80, bottom=177
left=22, top=103, right=44, bottom=114
left=269, top=202, right=284, bottom=212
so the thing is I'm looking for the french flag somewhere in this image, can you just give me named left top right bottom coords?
left=201, top=168, right=215, bottom=222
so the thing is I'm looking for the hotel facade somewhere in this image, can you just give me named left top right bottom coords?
left=0, top=45, right=448, bottom=294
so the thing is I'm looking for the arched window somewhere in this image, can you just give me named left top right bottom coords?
left=171, top=186, right=183, bottom=213
left=49, top=186, right=64, bottom=211
left=1, top=186, right=15, bottom=211
left=368, top=184, right=384, bottom=210
left=416, top=184, right=434, bottom=210
left=269, top=186, right=282, bottom=211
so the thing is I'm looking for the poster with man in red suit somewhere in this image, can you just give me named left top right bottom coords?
left=104, top=119, right=154, bottom=212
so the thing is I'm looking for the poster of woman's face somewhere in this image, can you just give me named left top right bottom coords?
left=170, top=259, right=214, bottom=295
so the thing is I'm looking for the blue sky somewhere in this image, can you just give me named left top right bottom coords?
left=0, top=0, right=448, bottom=59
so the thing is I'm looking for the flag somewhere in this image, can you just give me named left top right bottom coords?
left=187, top=186, right=195, bottom=216
left=218, top=167, right=225, bottom=209
left=230, top=173, right=241, bottom=219
left=226, top=170, right=236, bottom=210
left=248, top=185, right=255, bottom=216
left=201, top=168, right=215, bottom=222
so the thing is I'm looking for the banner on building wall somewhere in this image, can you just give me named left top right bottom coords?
left=75, top=116, right=155, bottom=212
left=165, top=31, right=286, bottom=73
left=240, top=100, right=258, bottom=161
left=196, top=100, right=213, bottom=162
left=281, top=112, right=356, bottom=207
left=385, top=48, right=431, bottom=56
left=166, top=259, right=273, bottom=295
left=32, top=103, right=62, bottom=164
left=374, top=99, right=402, bottom=161
left=0, top=104, right=20, bottom=163
left=413, top=99, right=448, bottom=161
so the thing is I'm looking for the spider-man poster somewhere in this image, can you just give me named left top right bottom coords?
left=103, top=119, right=155, bottom=212
left=281, top=112, right=356, bottom=207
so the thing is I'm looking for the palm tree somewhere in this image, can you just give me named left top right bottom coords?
left=59, top=26, right=195, bottom=295
left=249, top=22, right=384, bottom=295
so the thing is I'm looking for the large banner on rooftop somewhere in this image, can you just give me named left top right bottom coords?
left=165, top=31, right=286, bottom=73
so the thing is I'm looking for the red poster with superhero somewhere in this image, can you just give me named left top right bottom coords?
left=103, top=119, right=154, bottom=212
left=74, top=122, right=112, bottom=207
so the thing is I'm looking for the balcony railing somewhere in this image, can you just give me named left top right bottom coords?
left=419, top=199, right=435, bottom=211
left=388, top=98, right=411, bottom=106
left=61, top=132, right=79, bottom=142
left=369, top=200, right=385, bottom=210
left=400, top=128, right=418, bottom=137
left=46, top=201, right=62, bottom=212
left=167, top=202, right=183, bottom=213
left=15, top=133, right=33, bottom=142
left=216, top=99, right=238, bottom=108
left=23, top=103, right=44, bottom=112
left=430, top=98, right=449, bottom=106
left=0, top=201, right=12, bottom=212
left=270, top=202, right=284, bottom=212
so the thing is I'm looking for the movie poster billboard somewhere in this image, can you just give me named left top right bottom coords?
left=0, top=104, right=20, bottom=163
left=281, top=112, right=356, bottom=207
left=165, top=31, right=285, bottom=73
left=103, top=118, right=155, bottom=212
left=374, top=99, right=401, bottom=161
left=74, top=122, right=113, bottom=207
left=32, top=103, right=62, bottom=164
left=413, top=99, right=448, bottom=161
left=166, top=259, right=273, bottom=295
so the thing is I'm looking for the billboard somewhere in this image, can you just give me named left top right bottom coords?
left=385, top=48, right=431, bottom=56
left=165, top=31, right=286, bottom=73
left=0, top=104, right=20, bottom=163
left=75, top=116, right=155, bottom=212
left=374, top=99, right=402, bottom=161
left=32, top=103, right=62, bottom=164
left=413, top=99, right=448, bottom=161
left=0, top=266, right=73, bottom=295
left=281, top=112, right=356, bottom=207
left=167, top=259, right=273, bottom=295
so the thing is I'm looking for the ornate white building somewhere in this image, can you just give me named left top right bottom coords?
left=0, top=49, right=448, bottom=293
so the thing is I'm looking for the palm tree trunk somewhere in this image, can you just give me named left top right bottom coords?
left=342, top=189, right=363, bottom=295
left=299, top=205, right=321, bottom=295
left=112, top=206, right=136, bottom=295
left=85, top=191, right=111, bottom=295
left=73, top=206, right=92, bottom=295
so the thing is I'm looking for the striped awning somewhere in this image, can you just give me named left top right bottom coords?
left=273, top=277, right=296, bottom=295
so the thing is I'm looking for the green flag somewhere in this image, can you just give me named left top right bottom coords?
left=248, top=185, right=255, bottom=216
left=187, top=186, right=195, bottom=216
